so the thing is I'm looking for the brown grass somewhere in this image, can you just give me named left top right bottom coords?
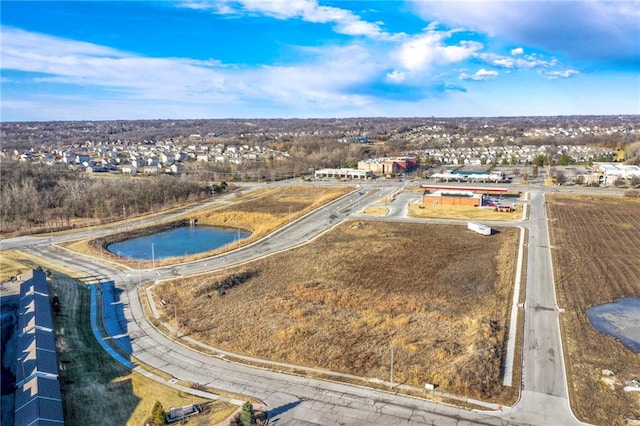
left=547, top=195, right=640, bottom=425
left=191, top=185, right=350, bottom=234
left=361, top=206, right=389, bottom=216
left=0, top=251, right=29, bottom=281
left=154, top=220, right=519, bottom=402
left=63, top=186, right=351, bottom=268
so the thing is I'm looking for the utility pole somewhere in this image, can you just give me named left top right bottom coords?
left=174, top=305, right=178, bottom=337
left=390, top=346, right=394, bottom=390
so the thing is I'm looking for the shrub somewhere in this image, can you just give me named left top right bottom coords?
left=193, top=270, right=259, bottom=297
left=150, top=400, right=165, bottom=425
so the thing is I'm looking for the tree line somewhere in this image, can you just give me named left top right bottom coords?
left=0, top=161, right=211, bottom=235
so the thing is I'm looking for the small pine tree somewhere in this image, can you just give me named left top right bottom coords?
left=240, top=401, right=256, bottom=425
left=151, top=400, right=165, bottom=425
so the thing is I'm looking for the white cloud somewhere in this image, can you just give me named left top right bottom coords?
left=538, top=69, right=580, bottom=80
left=411, top=1, right=640, bottom=67
left=478, top=52, right=557, bottom=70
left=396, top=29, right=483, bottom=73
left=186, top=0, right=395, bottom=39
left=1, top=26, right=125, bottom=62
left=511, top=47, right=523, bottom=56
left=459, top=68, right=498, bottom=81
left=386, top=70, right=407, bottom=83
left=0, top=27, right=383, bottom=116
left=248, top=44, right=382, bottom=105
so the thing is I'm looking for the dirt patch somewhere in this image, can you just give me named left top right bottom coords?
left=547, top=194, right=640, bottom=425
left=154, top=220, right=519, bottom=402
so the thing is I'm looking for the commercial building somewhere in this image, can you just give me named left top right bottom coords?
left=593, top=162, right=640, bottom=186
left=430, top=170, right=506, bottom=183
left=357, top=157, right=417, bottom=176
left=420, top=185, right=510, bottom=195
left=314, top=168, right=372, bottom=180
left=423, top=189, right=483, bottom=207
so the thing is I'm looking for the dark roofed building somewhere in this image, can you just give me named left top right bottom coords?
left=20, top=270, right=49, bottom=297
left=18, top=292, right=54, bottom=334
left=16, top=328, right=58, bottom=382
left=14, top=375, right=64, bottom=426
left=14, top=270, right=64, bottom=426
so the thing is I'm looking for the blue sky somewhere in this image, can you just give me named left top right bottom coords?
left=1, top=1, right=639, bottom=121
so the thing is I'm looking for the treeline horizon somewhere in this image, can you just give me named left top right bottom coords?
left=2, top=115, right=638, bottom=152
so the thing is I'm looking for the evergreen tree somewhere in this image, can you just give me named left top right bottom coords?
left=240, top=401, right=256, bottom=425
left=151, top=400, right=165, bottom=425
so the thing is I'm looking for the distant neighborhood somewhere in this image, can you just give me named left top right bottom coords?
left=1, top=116, right=639, bottom=187
left=8, top=138, right=286, bottom=176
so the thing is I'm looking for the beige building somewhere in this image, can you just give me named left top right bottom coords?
left=314, top=168, right=372, bottom=180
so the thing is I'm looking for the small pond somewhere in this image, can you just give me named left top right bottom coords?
left=107, top=226, right=250, bottom=260
left=586, top=296, right=640, bottom=353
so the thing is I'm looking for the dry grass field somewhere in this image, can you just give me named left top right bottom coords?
left=0, top=251, right=28, bottom=281
left=547, top=195, right=640, bottom=425
left=68, top=186, right=351, bottom=267
left=154, top=220, right=520, bottom=402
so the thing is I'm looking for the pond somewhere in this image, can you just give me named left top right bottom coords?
left=586, top=296, right=640, bottom=353
left=107, top=226, right=250, bottom=260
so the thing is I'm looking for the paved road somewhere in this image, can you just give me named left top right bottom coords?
left=500, top=191, right=582, bottom=425
left=3, top=181, right=603, bottom=425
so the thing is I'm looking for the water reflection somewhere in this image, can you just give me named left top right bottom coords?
left=586, top=297, right=640, bottom=353
left=107, top=226, right=249, bottom=260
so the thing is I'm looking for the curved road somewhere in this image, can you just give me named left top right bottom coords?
left=2, top=181, right=593, bottom=425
